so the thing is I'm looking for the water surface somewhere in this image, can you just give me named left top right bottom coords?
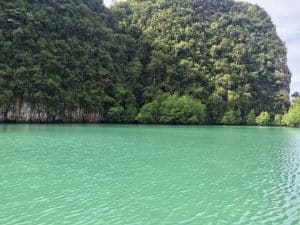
left=0, top=125, right=299, bottom=224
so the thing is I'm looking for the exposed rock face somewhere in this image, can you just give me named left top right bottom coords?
left=0, top=103, right=101, bottom=123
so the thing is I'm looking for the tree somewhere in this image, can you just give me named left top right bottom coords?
left=247, top=109, right=256, bottom=125
left=159, top=94, right=206, bottom=124
left=256, top=112, right=270, bottom=126
left=282, top=98, right=300, bottom=127
left=273, top=114, right=283, bottom=126
left=0, top=0, right=292, bottom=124
left=221, top=110, right=241, bottom=125
left=291, top=92, right=299, bottom=98
left=135, top=102, right=159, bottom=124
left=136, top=94, right=206, bottom=124
left=207, top=93, right=227, bottom=124
left=107, top=106, right=125, bottom=123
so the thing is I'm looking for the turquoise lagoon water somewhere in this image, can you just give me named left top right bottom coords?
left=0, top=125, right=299, bottom=224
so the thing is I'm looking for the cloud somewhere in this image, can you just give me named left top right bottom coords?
left=291, top=81, right=300, bottom=95
left=287, top=39, right=300, bottom=93
left=288, top=41, right=300, bottom=73
left=104, top=0, right=113, bottom=6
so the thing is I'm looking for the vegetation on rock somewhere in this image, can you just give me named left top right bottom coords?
left=273, top=114, right=283, bottom=126
left=282, top=98, right=300, bottom=127
left=136, top=93, right=206, bottom=124
left=256, top=111, right=270, bottom=126
left=247, top=109, right=256, bottom=125
left=0, top=0, right=294, bottom=125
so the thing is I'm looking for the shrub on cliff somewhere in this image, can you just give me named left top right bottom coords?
left=256, top=112, right=270, bottom=126
left=282, top=98, right=300, bottom=127
left=136, top=94, right=206, bottom=124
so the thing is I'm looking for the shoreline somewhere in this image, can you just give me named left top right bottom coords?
left=0, top=122, right=297, bottom=128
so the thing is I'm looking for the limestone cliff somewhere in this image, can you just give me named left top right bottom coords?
left=0, top=103, right=101, bottom=123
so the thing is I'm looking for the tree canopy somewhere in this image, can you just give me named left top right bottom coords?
left=112, top=0, right=291, bottom=124
left=136, top=93, right=206, bottom=124
left=0, top=0, right=292, bottom=124
left=282, top=98, right=300, bottom=127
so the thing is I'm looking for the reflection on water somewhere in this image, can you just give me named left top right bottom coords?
left=0, top=125, right=299, bottom=224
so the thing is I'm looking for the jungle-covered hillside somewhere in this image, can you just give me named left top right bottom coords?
left=0, top=0, right=292, bottom=124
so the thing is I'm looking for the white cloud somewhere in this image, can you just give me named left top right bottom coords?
left=288, top=41, right=300, bottom=72
left=104, top=0, right=113, bottom=6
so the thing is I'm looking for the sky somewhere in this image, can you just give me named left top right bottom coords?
left=238, top=0, right=300, bottom=94
left=104, top=0, right=300, bottom=94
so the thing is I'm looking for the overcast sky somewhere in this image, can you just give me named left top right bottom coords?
left=104, top=0, right=300, bottom=93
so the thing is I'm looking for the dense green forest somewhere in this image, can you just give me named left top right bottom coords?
left=0, top=0, right=298, bottom=126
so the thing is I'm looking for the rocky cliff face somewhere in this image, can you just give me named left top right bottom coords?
left=0, top=103, right=101, bottom=123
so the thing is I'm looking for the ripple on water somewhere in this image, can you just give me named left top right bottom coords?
left=0, top=125, right=300, bottom=224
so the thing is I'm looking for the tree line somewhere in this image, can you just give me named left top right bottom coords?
left=0, top=0, right=298, bottom=126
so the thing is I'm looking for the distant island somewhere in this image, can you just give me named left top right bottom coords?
left=0, top=0, right=299, bottom=126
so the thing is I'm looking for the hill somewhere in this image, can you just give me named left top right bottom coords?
left=0, top=0, right=291, bottom=124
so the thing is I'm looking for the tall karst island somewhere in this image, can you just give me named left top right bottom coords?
left=0, top=0, right=291, bottom=124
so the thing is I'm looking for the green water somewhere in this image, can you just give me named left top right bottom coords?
left=0, top=125, right=299, bottom=224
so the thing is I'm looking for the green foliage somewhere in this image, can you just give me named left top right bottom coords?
left=114, top=0, right=291, bottom=123
left=256, top=112, right=270, bottom=126
left=0, top=0, right=292, bottom=124
left=135, top=102, right=159, bottom=124
left=0, top=0, right=140, bottom=122
left=282, top=98, right=300, bottom=127
left=247, top=109, right=256, bottom=125
left=159, top=94, right=206, bottom=124
left=136, top=94, right=206, bottom=124
left=221, top=110, right=241, bottom=125
left=107, top=106, right=125, bottom=123
left=273, top=114, right=283, bottom=126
